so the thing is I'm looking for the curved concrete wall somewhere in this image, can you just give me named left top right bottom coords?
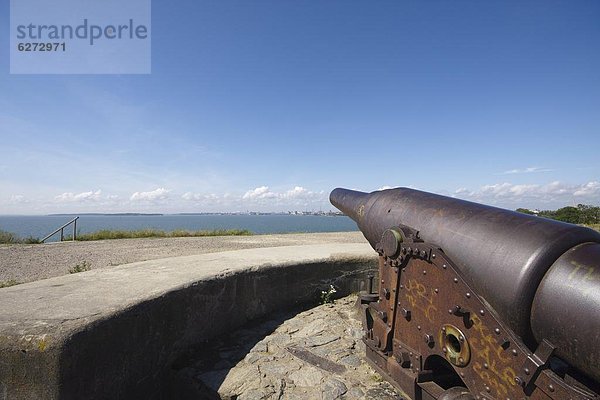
left=0, top=244, right=376, bottom=400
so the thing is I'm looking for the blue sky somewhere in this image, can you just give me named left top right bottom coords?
left=1, top=1, right=599, bottom=214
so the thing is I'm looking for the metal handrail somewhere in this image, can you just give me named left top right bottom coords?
left=41, top=217, right=79, bottom=243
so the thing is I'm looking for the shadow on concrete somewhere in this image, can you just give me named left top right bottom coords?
left=167, top=304, right=309, bottom=399
left=51, top=258, right=376, bottom=400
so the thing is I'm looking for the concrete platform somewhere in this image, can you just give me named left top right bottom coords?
left=0, top=243, right=376, bottom=400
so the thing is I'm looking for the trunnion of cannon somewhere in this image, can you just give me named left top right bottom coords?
left=331, top=187, right=600, bottom=400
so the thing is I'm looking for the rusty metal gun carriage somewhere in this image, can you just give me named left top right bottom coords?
left=330, top=187, right=600, bottom=400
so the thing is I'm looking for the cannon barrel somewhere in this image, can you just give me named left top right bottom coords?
left=331, top=187, right=600, bottom=383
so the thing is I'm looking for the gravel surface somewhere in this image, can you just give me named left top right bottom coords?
left=0, top=232, right=367, bottom=284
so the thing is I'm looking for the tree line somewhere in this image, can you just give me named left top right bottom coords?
left=516, top=204, right=600, bottom=225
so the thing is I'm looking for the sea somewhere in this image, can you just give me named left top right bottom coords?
left=0, top=214, right=358, bottom=242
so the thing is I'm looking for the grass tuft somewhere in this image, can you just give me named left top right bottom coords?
left=69, top=261, right=91, bottom=274
left=74, top=228, right=252, bottom=241
left=0, top=230, right=41, bottom=244
left=0, top=279, right=19, bottom=288
left=0, top=230, right=21, bottom=244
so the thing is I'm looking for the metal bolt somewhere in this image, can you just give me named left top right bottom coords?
left=515, top=377, right=524, bottom=386
left=548, top=384, right=555, bottom=392
left=432, top=254, right=436, bottom=259
left=453, top=278, right=459, bottom=283
left=485, top=386, right=491, bottom=393
left=434, top=288, right=439, bottom=293
left=424, top=334, right=434, bottom=345
left=466, top=292, right=471, bottom=298
left=483, top=363, right=489, bottom=369
left=512, top=349, right=518, bottom=356
left=423, top=270, right=427, bottom=275
left=494, top=328, right=501, bottom=334
left=443, top=264, right=447, bottom=269
left=479, top=309, right=485, bottom=316
left=459, top=335, right=465, bottom=342
left=524, top=368, right=530, bottom=375
left=417, top=325, right=421, bottom=330
left=442, top=347, right=447, bottom=353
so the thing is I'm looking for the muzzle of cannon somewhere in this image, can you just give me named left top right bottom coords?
left=330, top=187, right=600, bottom=400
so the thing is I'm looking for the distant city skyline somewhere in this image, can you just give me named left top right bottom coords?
left=1, top=1, right=599, bottom=215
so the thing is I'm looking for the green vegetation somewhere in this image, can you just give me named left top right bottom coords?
left=0, top=230, right=40, bottom=244
left=0, top=230, right=19, bottom=244
left=69, top=260, right=91, bottom=274
left=74, top=228, right=252, bottom=241
left=320, top=284, right=337, bottom=304
left=1, top=228, right=251, bottom=244
left=0, top=279, right=19, bottom=288
left=516, top=204, right=600, bottom=226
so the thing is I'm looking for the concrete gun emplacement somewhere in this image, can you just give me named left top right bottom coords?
left=330, top=187, right=600, bottom=400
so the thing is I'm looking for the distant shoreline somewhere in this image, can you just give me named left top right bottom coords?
left=48, top=213, right=163, bottom=216
left=46, top=212, right=346, bottom=217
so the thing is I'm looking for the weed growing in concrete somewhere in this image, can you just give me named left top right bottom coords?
left=320, top=284, right=337, bottom=304
left=0, top=279, right=19, bottom=288
left=69, top=260, right=91, bottom=274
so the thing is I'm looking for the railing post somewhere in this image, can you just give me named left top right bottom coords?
left=41, top=217, right=80, bottom=243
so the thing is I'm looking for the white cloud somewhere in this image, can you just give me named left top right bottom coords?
left=242, top=186, right=323, bottom=201
left=182, top=192, right=219, bottom=201
left=454, top=181, right=600, bottom=206
left=282, top=186, right=322, bottom=200
left=242, top=186, right=278, bottom=200
left=499, top=166, right=553, bottom=175
left=9, top=194, right=28, bottom=204
left=378, top=185, right=396, bottom=191
left=55, top=189, right=102, bottom=202
left=574, top=181, right=600, bottom=197
left=130, top=188, right=170, bottom=202
left=282, top=186, right=308, bottom=198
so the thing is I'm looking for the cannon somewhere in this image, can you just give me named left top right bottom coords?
left=330, top=187, right=600, bottom=400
